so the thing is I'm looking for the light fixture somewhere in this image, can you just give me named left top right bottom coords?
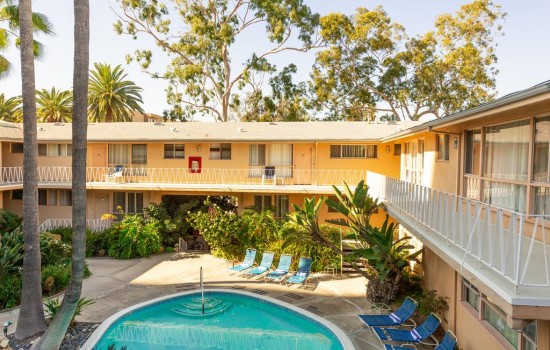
left=197, top=145, right=202, bottom=152
left=454, top=137, right=459, bottom=149
left=385, top=145, right=391, bottom=154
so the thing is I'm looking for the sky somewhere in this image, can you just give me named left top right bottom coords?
left=1, top=0, right=549, bottom=118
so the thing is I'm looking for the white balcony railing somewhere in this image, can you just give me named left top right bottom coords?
left=0, top=166, right=366, bottom=188
left=367, top=171, right=550, bottom=290
left=39, top=218, right=112, bottom=233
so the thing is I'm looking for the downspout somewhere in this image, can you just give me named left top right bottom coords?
left=315, top=141, right=319, bottom=186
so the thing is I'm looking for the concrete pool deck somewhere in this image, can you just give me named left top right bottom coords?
left=1, top=252, right=406, bottom=349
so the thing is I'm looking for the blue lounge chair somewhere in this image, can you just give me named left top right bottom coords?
left=358, top=297, right=418, bottom=328
left=264, top=254, right=292, bottom=283
left=373, top=313, right=441, bottom=347
left=243, top=251, right=274, bottom=277
left=383, top=330, right=457, bottom=350
left=229, top=248, right=256, bottom=273
left=285, top=257, right=312, bottom=287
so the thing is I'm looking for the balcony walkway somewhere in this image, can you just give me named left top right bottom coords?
left=367, top=172, right=550, bottom=307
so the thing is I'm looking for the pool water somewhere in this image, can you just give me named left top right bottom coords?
left=92, top=291, right=345, bottom=350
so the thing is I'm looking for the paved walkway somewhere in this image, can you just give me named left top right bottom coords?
left=1, top=252, right=384, bottom=349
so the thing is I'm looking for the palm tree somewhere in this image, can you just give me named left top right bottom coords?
left=36, top=87, right=73, bottom=122
left=14, top=0, right=47, bottom=339
left=88, top=62, right=144, bottom=122
left=0, top=0, right=53, bottom=79
left=33, top=1, right=89, bottom=347
left=0, top=93, right=22, bottom=121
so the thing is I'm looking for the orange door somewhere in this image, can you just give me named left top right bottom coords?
left=295, top=147, right=312, bottom=185
left=91, top=146, right=107, bottom=181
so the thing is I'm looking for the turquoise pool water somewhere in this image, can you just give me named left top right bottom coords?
left=92, top=291, right=345, bottom=350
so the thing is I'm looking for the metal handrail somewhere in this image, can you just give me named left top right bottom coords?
left=367, top=171, right=550, bottom=289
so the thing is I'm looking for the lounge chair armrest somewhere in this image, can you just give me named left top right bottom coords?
left=401, top=318, right=417, bottom=328
left=420, top=334, right=439, bottom=347
left=398, top=344, right=418, bottom=349
left=372, top=302, right=392, bottom=313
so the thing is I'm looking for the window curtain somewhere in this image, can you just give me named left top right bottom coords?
left=108, top=144, right=129, bottom=165
left=269, top=144, right=292, bottom=177
left=484, top=120, right=530, bottom=181
left=132, top=144, right=147, bottom=165
left=249, top=144, right=266, bottom=165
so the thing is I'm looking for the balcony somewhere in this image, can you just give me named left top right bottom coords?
left=0, top=166, right=366, bottom=194
left=367, top=171, right=550, bottom=307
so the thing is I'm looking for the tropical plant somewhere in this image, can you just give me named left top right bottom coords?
left=0, top=0, right=53, bottom=79
left=43, top=297, right=94, bottom=327
left=36, top=87, right=73, bottom=122
left=15, top=0, right=47, bottom=339
left=107, top=214, right=161, bottom=259
left=114, top=0, right=321, bottom=122
left=88, top=62, right=144, bottom=122
left=0, top=93, right=21, bottom=121
left=0, top=209, right=22, bottom=233
left=0, top=231, right=23, bottom=279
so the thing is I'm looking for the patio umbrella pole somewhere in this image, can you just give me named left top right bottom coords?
left=201, top=266, right=204, bottom=314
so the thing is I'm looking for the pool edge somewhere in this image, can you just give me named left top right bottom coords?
left=81, top=288, right=356, bottom=350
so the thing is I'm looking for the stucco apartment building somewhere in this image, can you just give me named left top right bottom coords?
left=1, top=80, right=550, bottom=349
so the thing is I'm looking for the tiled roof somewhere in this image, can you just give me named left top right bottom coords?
left=1, top=121, right=422, bottom=143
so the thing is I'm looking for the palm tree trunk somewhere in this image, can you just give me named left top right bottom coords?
left=32, top=1, right=89, bottom=348
left=15, top=0, right=47, bottom=339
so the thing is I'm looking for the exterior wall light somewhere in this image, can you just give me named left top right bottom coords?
left=385, top=145, right=391, bottom=154
left=454, top=137, right=459, bottom=149
left=197, top=145, right=202, bottom=152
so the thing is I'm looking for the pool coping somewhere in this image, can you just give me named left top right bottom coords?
left=81, top=288, right=356, bottom=350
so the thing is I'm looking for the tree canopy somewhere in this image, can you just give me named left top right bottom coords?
left=114, top=0, right=321, bottom=122
left=310, top=0, right=505, bottom=121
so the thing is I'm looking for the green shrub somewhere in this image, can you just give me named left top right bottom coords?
left=107, top=214, right=161, bottom=259
left=86, top=229, right=111, bottom=257
left=0, top=210, right=22, bottom=235
left=43, top=226, right=74, bottom=244
left=0, top=273, right=22, bottom=309
left=416, top=289, right=449, bottom=321
left=41, top=263, right=91, bottom=295
left=0, top=231, right=24, bottom=279
left=44, top=297, right=95, bottom=327
left=40, top=232, right=72, bottom=266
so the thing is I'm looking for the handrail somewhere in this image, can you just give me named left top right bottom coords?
left=366, top=171, right=550, bottom=289
left=0, top=166, right=367, bottom=187
left=39, top=218, right=111, bottom=233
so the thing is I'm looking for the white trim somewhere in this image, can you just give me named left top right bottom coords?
left=81, top=289, right=355, bottom=350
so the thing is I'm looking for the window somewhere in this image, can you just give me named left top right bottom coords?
left=210, top=143, right=231, bottom=160
left=249, top=144, right=266, bottom=165
left=113, top=192, right=144, bottom=216
left=11, top=143, right=23, bottom=153
left=59, top=190, right=72, bottom=206
left=436, top=134, right=449, bottom=161
left=394, top=144, right=401, bottom=156
left=465, top=130, right=482, bottom=175
left=11, top=189, right=23, bottom=200
left=108, top=144, right=129, bottom=165
left=483, top=302, right=519, bottom=348
left=330, top=145, right=377, bottom=158
left=164, top=144, right=185, bottom=159
left=463, top=280, right=480, bottom=311
left=38, top=189, right=47, bottom=205
left=35, top=189, right=72, bottom=206
left=132, top=144, right=147, bottom=165
left=253, top=195, right=289, bottom=217
left=485, top=120, right=529, bottom=181
left=38, top=144, right=72, bottom=156
left=522, top=321, right=537, bottom=350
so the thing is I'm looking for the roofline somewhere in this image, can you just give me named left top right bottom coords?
left=381, top=80, right=550, bottom=142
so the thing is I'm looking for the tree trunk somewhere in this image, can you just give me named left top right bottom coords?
left=366, top=276, right=400, bottom=304
left=32, top=1, right=89, bottom=348
left=15, top=0, right=47, bottom=339
left=106, top=108, right=113, bottom=122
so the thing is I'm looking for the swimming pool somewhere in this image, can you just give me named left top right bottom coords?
left=83, top=289, right=355, bottom=350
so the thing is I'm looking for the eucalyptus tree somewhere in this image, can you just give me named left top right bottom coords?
left=14, top=0, right=46, bottom=339
left=0, top=0, right=53, bottom=78
left=311, top=0, right=505, bottom=121
left=114, top=0, right=321, bottom=122
left=32, top=1, right=90, bottom=346
left=36, top=87, right=73, bottom=122
left=0, top=93, right=21, bottom=121
left=88, top=62, right=144, bottom=122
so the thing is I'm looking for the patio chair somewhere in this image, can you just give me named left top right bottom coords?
left=285, top=256, right=312, bottom=287
left=105, top=165, right=124, bottom=183
left=228, top=248, right=257, bottom=274
left=383, top=330, right=457, bottom=350
left=358, top=297, right=418, bottom=329
left=243, top=251, right=274, bottom=278
left=373, top=313, right=441, bottom=347
left=264, top=254, right=292, bottom=284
